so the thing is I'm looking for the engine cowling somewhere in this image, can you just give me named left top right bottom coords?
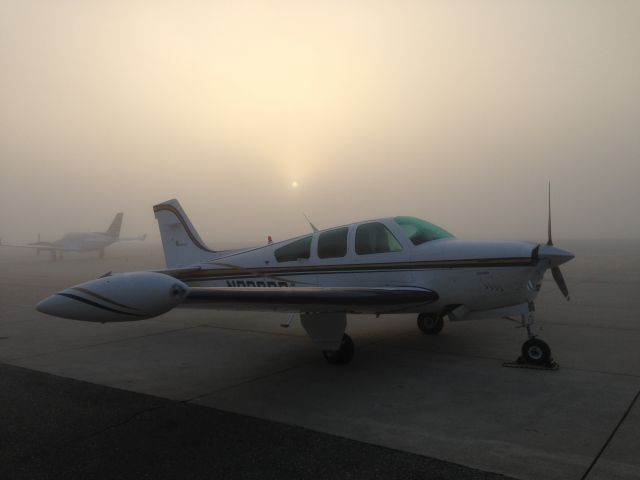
left=36, top=272, right=188, bottom=322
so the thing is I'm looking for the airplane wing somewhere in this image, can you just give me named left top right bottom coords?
left=35, top=271, right=439, bottom=321
left=183, top=286, right=438, bottom=314
left=156, top=264, right=439, bottom=313
left=0, top=240, right=61, bottom=251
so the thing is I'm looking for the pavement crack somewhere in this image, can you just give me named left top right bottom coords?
left=65, top=403, right=171, bottom=446
left=580, top=386, right=640, bottom=480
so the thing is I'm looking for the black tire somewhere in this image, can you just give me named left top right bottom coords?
left=417, top=313, right=444, bottom=335
left=322, top=334, right=354, bottom=365
left=521, top=338, right=551, bottom=365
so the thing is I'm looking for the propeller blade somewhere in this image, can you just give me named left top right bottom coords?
left=551, top=266, right=570, bottom=301
left=547, top=181, right=553, bottom=246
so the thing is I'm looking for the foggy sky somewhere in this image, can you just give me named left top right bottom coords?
left=1, top=0, right=639, bottom=246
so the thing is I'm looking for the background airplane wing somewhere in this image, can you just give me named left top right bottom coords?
left=183, top=286, right=439, bottom=314
left=0, top=241, right=61, bottom=251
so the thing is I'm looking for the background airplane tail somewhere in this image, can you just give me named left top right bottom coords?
left=105, top=213, right=123, bottom=238
left=153, top=199, right=217, bottom=268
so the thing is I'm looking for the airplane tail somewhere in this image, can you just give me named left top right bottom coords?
left=153, top=199, right=217, bottom=268
left=105, top=213, right=123, bottom=238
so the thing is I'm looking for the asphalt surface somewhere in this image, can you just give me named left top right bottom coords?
left=1, top=363, right=513, bottom=480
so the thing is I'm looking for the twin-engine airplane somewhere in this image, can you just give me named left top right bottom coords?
left=1, top=213, right=146, bottom=261
left=36, top=191, right=574, bottom=366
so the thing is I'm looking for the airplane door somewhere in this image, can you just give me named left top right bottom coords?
left=270, top=235, right=318, bottom=287
left=314, top=227, right=354, bottom=287
left=351, top=222, right=412, bottom=287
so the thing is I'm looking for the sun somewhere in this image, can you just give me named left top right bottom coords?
left=291, top=181, right=299, bottom=188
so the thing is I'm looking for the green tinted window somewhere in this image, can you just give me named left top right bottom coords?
left=274, top=236, right=312, bottom=262
left=318, top=227, right=348, bottom=259
left=394, top=216, right=453, bottom=245
left=355, top=222, right=403, bottom=255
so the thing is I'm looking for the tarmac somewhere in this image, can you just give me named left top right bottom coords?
left=1, top=239, right=639, bottom=479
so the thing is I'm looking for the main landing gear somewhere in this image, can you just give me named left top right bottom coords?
left=417, top=312, right=444, bottom=335
left=299, top=312, right=354, bottom=365
left=322, top=334, right=354, bottom=365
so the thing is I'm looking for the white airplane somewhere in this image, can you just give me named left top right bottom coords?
left=36, top=191, right=573, bottom=366
left=1, top=213, right=146, bottom=261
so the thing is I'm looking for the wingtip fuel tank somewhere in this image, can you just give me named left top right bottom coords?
left=36, top=272, right=188, bottom=322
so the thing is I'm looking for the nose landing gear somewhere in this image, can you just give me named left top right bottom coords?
left=521, top=337, right=551, bottom=365
left=505, top=309, right=558, bottom=370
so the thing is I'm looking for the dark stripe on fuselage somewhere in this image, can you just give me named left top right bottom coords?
left=186, top=287, right=438, bottom=306
left=57, top=293, right=147, bottom=317
left=153, top=204, right=216, bottom=253
left=70, top=287, right=140, bottom=311
left=168, top=257, right=534, bottom=282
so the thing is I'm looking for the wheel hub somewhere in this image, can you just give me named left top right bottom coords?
left=424, top=317, right=437, bottom=328
left=528, top=345, right=543, bottom=360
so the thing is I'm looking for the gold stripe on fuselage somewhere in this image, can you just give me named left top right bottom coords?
left=165, top=257, right=534, bottom=282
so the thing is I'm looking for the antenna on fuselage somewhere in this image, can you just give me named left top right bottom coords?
left=547, top=181, right=553, bottom=246
left=303, top=213, right=319, bottom=233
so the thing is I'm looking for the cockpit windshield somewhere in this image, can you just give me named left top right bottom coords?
left=394, top=216, right=453, bottom=246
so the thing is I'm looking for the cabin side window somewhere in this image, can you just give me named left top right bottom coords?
left=394, top=216, right=453, bottom=245
left=355, top=222, right=403, bottom=255
left=317, top=227, right=348, bottom=259
left=274, top=236, right=312, bottom=262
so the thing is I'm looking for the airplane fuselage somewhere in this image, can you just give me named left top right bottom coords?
left=166, top=217, right=564, bottom=317
left=53, top=232, right=117, bottom=252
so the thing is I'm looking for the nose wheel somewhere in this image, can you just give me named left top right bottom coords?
left=521, top=337, right=551, bottom=365
left=507, top=309, right=557, bottom=369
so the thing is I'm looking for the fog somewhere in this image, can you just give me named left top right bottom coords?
left=1, top=0, right=639, bottom=246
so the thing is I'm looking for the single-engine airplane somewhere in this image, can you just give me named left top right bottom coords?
left=1, top=213, right=146, bottom=261
left=36, top=190, right=573, bottom=366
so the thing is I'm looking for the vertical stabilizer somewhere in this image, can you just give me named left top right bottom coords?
left=153, top=199, right=216, bottom=268
left=106, top=213, right=123, bottom=238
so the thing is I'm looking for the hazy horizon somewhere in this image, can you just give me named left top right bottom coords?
left=1, top=1, right=639, bottom=245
